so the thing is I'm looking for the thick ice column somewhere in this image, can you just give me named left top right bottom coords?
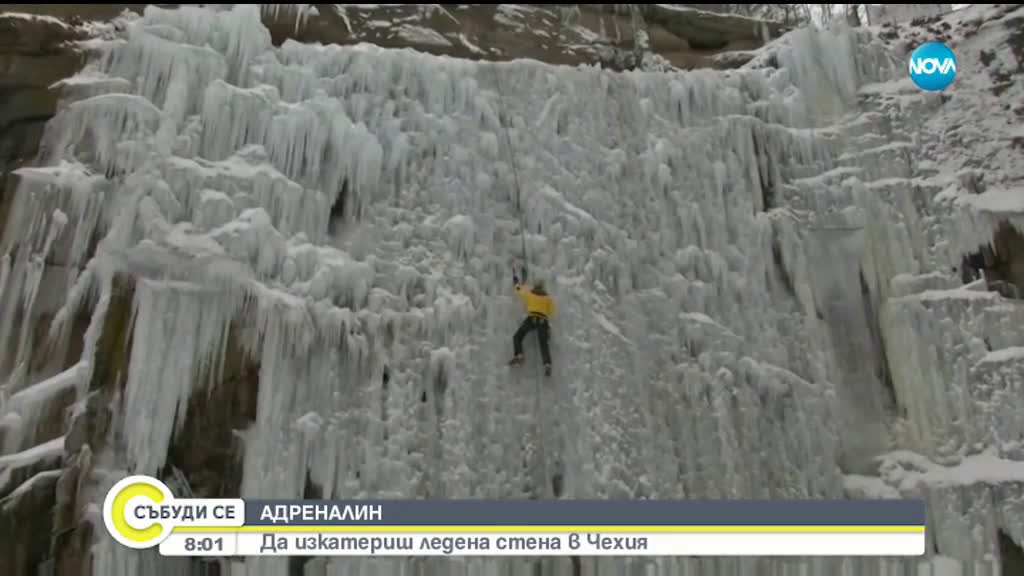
left=138, top=4, right=271, bottom=86
left=880, top=287, right=1020, bottom=462
left=121, top=279, right=235, bottom=476
left=759, top=24, right=893, bottom=126
left=0, top=213, right=59, bottom=380
left=236, top=280, right=379, bottom=503
left=0, top=163, right=107, bottom=374
left=237, top=311, right=307, bottom=498
left=800, top=221, right=893, bottom=470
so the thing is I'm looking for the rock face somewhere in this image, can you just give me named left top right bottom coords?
left=0, top=12, right=84, bottom=240
left=0, top=13, right=86, bottom=576
left=265, top=4, right=791, bottom=70
left=0, top=3, right=1024, bottom=576
left=0, top=469, right=62, bottom=576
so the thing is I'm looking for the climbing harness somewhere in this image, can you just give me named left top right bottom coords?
left=490, top=61, right=554, bottom=499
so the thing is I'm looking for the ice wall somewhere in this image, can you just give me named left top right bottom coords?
left=867, top=4, right=953, bottom=26
left=0, top=3, right=1023, bottom=576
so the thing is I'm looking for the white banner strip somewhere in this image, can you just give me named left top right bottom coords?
left=159, top=531, right=926, bottom=556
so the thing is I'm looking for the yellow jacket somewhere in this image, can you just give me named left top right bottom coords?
left=515, top=283, right=555, bottom=318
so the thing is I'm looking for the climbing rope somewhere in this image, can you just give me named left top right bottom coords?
left=489, top=61, right=553, bottom=499
left=489, top=62, right=529, bottom=272
left=809, top=225, right=865, bottom=232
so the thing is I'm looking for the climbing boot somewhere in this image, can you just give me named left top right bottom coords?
left=509, top=354, right=524, bottom=366
left=544, top=363, right=552, bottom=376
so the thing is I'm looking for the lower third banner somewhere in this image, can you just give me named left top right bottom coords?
left=102, top=475, right=927, bottom=557
left=159, top=529, right=925, bottom=556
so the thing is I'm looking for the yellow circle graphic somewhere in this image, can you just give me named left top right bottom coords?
left=102, top=475, right=176, bottom=549
left=111, top=482, right=166, bottom=543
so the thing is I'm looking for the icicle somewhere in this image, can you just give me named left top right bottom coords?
left=101, top=22, right=228, bottom=124
left=0, top=255, right=9, bottom=309
left=260, top=4, right=319, bottom=35
left=50, top=93, right=162, bottom=176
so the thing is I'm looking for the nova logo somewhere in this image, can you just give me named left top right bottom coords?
left=908, top=42, right=956, bottom=92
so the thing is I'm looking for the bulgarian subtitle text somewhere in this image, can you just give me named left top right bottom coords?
left=257, top=533, right=649, bottom=554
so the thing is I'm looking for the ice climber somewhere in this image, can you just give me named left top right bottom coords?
left=509, top=270, right=555, bottom=376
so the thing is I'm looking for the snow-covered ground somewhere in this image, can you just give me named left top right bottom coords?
left=0, top=2, right=1023, bottom=575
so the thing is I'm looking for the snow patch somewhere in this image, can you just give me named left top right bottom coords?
left=879, top=450, right=1024, bottom=491
left=4, top=362, right=87, bottom=414
left=978, top=347, right=1024, bottom=365
left=0, top=437, right=65, bottom=493
left=0, top=11, right=70, bottom=28
left=843, top=474, right=901, bottom=499
left=957, top=187, right=1024, bottom=215
left=295, top=411, right=324, bottom=438
left=395, top=24, right=453, bottom=47
left=1, top=469, right=62, bottom=511
left=456, top=33, right=485, bottom=55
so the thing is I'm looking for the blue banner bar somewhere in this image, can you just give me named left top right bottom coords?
left=243, top=499, right=926, bottom=527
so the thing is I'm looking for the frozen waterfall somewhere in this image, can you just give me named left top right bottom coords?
left=1, top=3, right=1024, bottom=576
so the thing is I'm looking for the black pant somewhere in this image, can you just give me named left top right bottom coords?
left=513, top=315, right=552, bottom=365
